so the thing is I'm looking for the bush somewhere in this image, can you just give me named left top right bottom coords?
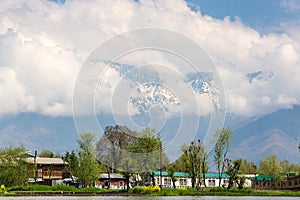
left=129, top=186, right=144, bottom=193
left=129, top=185, right=161, bottom=194
left=51, top=185, right=76, bottom=191
left=0, top=184, right=6, bottom=193
left=143, top=185, right=161, bottom=194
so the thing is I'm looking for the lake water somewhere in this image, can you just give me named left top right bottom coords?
left=0, top=196, right=299, bottom=200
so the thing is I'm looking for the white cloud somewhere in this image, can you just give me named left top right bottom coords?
left=0, top=0, right=300, bottom=118
left=281, top=0, right=300, bottom=12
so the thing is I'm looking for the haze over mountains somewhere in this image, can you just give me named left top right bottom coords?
left=1, top=105, right=299, bottom=164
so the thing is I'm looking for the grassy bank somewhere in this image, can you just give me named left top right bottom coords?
left=1, top=185, right=300, bottom=197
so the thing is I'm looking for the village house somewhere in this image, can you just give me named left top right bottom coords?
left=154, top=171, right=191, bottom=188
left=153, top=171, right=236, bottom=188
left=95, top=173, right=127, bottom=189
left=26, top=157, right=68, bottom=186
left=252, top=174, right=300, bottom=191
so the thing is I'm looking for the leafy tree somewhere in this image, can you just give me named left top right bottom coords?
left=182, top=139, right=207, bottom=189
left=240, top=159, right=257, bottom=175
left=213, top=128, right=232, bottom=187
left=128, top=127, right=168, bottom=186
left=118, top=156, right=136, bottom=191
left=96, top=125, right=137, bottom=172
left=0, top=145, right=29, bottom=186
left=76, top=132, right=99, bottom=187
left=226, top=158, right=243, bottom=189
left=166, top=163, right=178, bottom=189
left=258, top=152, right=280, bottom=189
left=64, top=150, right=79, bottom=181
left=39, top=150, right=54, bottom=158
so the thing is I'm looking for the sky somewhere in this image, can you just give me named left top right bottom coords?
left=0, top=0, right=300, bottom=119
left=188, top=0, right=300, bottom=33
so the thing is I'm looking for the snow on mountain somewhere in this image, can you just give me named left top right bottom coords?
left=247, top=70, right=274, bottom=83
left=130, top=83, right=180, bottom=112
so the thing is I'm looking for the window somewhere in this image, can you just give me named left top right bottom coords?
left=179, top=178, right=187, bottom=186
left=119, top=181, right=124, bottom=187
left=156, top=177, right=160, bottom=186
left=223, top=180, right=229, bottom=186
left=208, top=179, right=215, bottom=187
left=164, top=177, right=171, bottom=185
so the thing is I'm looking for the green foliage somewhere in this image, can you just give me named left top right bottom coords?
left=214, top=128, right=232, bottom=187
left=65, top=150, right=79, bottom=179
left=240, top=159, right=257, bottom=174
left=182, top=139, right=208, bottom=188
left=0, top=145, right=29, bottom=187
left=38, top=150, right=54, bottom=158
left=166, top=164, right=178, bottom=189
left=77, top=132, right=99, bottom=187
left=129, top=186, right=144, bottom=193
left=129, top=185, right=161, bottom=194
left=226, top=158, right=242, bottom=189
left=258, top=153, right=280, bottom=183
left=128, top=127, right=167, bottom=185
left=66, top=132, right=99, bottom=188
left=0, top=184, right=6, bottom=193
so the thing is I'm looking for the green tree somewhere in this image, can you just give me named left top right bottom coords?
left=128, top=127, right=168, bottom=186
left=226, top=158, right=243, bottom=189
left=182, top=139, right=207, bottom=189
left=166, top=163, right=178, bottom=189
left=240, top=159, right=257, bottom=175
left=258, top=153, right=280, bottom=189
left=96, top=125, right=137, bottom=172
left=118, top=156, right=136, bottom=191
left=0, top=145, right=29, bottom=186
left=213, top=128, right=232, bottom=187
left=39, top=150, right=54, bottom=158
left=65, top=150, right=79, bottom=181
left=77, top=132, right=99, bottom=187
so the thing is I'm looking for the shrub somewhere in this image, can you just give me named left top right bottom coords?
left=0, top=184, right=6, bottom=193
left=143, top=185, right=161, bottom=193
left=129, top=186, right=144, bottom=193
left=129, top=185, right=161, bottom=194
left=51, top=185, right=76, bottom=191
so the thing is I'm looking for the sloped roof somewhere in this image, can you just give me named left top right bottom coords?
left=153, top=171, right=191, bottom=177
left=153, top=171, right=229, bottom=178
left=252, top=174, right=277, bottom=181
left=99, top=173, right=126, bottom=179
left=26, top=157, right=66, bottom=165
left=205, top=173, right=230, bottom=179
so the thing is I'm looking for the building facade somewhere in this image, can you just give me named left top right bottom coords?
left=153, top=171, right=234, bottom=188
left=252, top=174, right=300, bottom=191
left=27, top=157, right=68, bottom=186
left=95, top=173, right=127, bottom=189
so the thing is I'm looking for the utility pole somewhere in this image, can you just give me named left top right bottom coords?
left=159, top=141, right=162, bottom=188
left=34, top=150, right=37, bottom=183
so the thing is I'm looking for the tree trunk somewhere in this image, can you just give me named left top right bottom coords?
left=151, top=173, right=155, bottom=186
left=126, top=176, right=130, bottom=191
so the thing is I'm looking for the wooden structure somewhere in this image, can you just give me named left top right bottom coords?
left=27, top=157, right=67, bottom=186
left=95, top=173, right=127, bottom=189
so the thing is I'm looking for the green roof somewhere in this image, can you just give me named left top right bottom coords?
left=205, top=173, right=230, bottom=179
left=253, top=174, right=277, bottom=181
left=153, top=171, right=229, bottom=178
left=153, top=171, right=190, bottom=177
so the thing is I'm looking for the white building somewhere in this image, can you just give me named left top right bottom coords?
left=153, top=171, right=254, bottom=188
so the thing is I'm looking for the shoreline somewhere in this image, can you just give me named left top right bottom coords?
left=1, top=190, right=300, bottom=197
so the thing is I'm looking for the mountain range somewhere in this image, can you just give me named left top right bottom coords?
left=0, top=105, right=299, bottom=164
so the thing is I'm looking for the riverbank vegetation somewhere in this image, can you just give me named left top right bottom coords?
left=1, top=125, right=300, bottom=196
left=1, top=185, right=300, bottom=197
